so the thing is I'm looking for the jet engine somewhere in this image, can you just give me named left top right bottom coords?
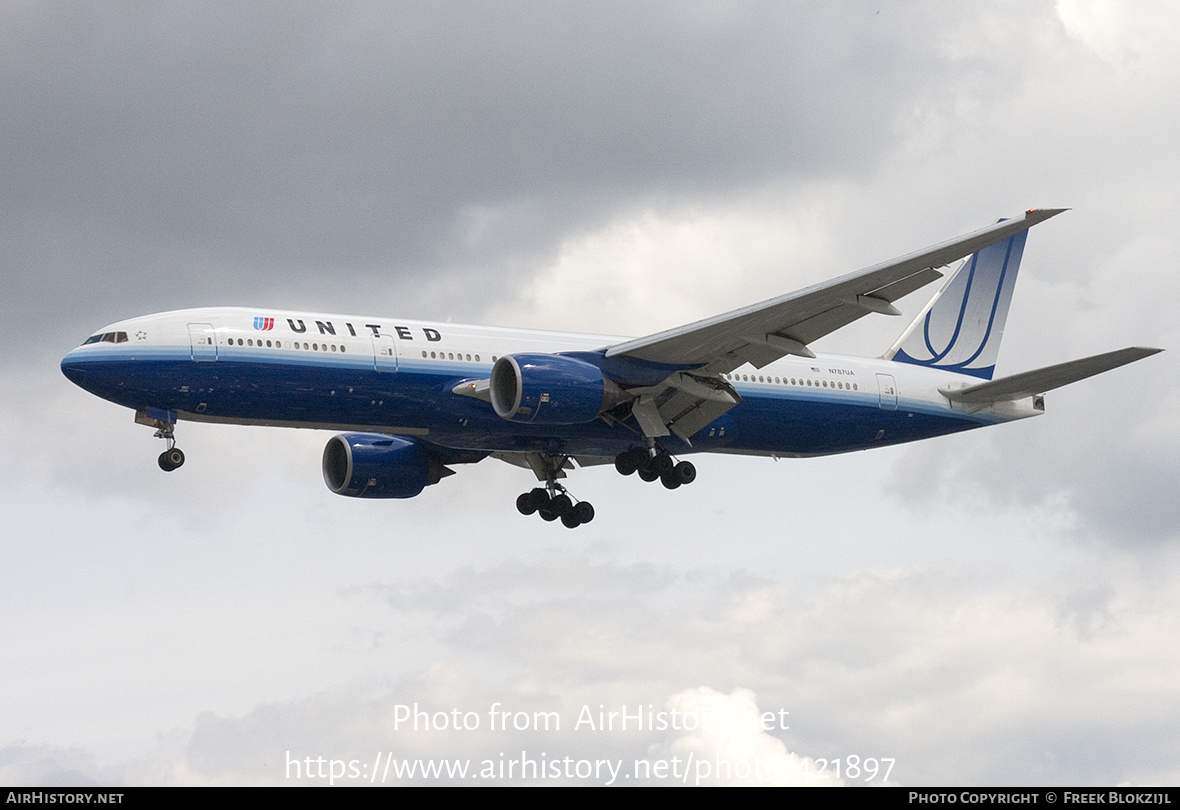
left=489, top=353, right=618, bottom=424
left=322, top=433, right=450, bottom=498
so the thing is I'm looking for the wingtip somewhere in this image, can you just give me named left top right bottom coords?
left=1024, top=207, right=1070, bottom=222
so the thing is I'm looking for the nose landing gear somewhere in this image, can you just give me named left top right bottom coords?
left=149, top=416, right=184, bottom=472
left=136, top=408, right=186, bottom=472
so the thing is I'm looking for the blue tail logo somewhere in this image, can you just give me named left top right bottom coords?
left=889, top=226, right=1028, bottom=380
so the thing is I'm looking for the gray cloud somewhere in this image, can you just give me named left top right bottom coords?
left=4, top=2, right=1059, bottom=340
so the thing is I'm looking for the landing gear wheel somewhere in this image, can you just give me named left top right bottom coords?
left=550, top=494, right=572, bottom=516
left=614, top=451, right=637, bottom=476
left=628, top=447, right=650, bottom=471
left=673, top=460, right=696, bottom=485
left=616, top=447, right=650, bottom=476
left=638, top=467, right=660, bottom=483
left=518, top=488, right=551, bottom=515
left=560, top=500, right=594, bottom=528
left=158, top=448, right=185, bottom=472
left=652, top=451, right=674, bottom=474
left=573, top=501, right=595, bottom=524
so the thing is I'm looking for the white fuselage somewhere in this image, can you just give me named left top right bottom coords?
left=62, top=307, right=1040, bottom=461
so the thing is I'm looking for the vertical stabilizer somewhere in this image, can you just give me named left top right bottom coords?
left=885, top=223, right=1028, bottom=380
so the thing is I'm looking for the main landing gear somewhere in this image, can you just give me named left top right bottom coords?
left=154, top=423, right=185, bottom=472
left=613, top=446, right=696, bottom=489
left=513, top=453, right=596, bottom=529
left=516, top=485, right=596, bottom=529
left=511, top=447, right=693, bottom=528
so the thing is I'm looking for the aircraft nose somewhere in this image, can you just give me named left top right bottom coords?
left=61, top=348, right=89, bottom=386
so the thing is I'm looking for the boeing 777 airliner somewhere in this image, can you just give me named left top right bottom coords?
left=61, top=210, right=1160, bottom=527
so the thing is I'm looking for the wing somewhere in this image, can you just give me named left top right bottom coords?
left=597, top=209, right=1066, bottom=441
left=606, top=209, right=1067, bottom=373
left=455, top=210, right=1068, bottom=444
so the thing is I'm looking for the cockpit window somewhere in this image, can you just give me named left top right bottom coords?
left=81, top=331, right=128, bottom=346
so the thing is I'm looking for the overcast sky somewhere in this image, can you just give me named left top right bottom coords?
left=2, top=0, right=1178, bottom=786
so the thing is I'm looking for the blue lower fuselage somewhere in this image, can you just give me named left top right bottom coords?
left=61, top=341, right=993, bottom=460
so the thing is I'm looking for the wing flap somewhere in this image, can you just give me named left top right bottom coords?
left=619, top=371, right=742, bottom=439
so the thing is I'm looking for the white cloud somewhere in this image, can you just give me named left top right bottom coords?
left=484, top=194, right=845, bottom=337
left=644, top=687, right=843, bottom=786
left=10, top=552, right=1180, bottom=785
left=1056, top=0, right=1180, bottom=72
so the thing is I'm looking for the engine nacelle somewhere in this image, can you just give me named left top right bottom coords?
left=490, top=353, right=614, bottom=424
left=322, top=433, right=448, bottom=498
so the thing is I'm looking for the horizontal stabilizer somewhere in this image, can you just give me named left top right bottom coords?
left=940, top=347, right=1162, bottom=404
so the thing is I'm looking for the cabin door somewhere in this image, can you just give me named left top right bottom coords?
left=187, top=323, right=218, bottom=362
left=372, top=333, right=398, bottom=372
left=876, top=373, right=897, bottom=410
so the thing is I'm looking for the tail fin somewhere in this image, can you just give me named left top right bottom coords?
left=885, top=223, right=1028, bottom=380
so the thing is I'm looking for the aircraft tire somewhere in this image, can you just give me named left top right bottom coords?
left=158, top=448, right=184, bottom=471
left=550, top=494, right=572, bottom=516
left=574, top=501, right=595, bottom=524
left=674, top=460, right=696, bottom=485
left=660, top=470, right=681, bottom=489
left=614, top=452, right=637, bottom=476
left=652, top=451, right=674, bottom=474
left=638, top=467, right=660, bottom=483
left=561, top=512, right=581, bottom=528
left=627, top=447, right=650, bottom=471
left=517, top=492, right=539, bottom=515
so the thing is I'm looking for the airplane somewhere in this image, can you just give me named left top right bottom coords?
left=61, top=209, right=1161, bottom=528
